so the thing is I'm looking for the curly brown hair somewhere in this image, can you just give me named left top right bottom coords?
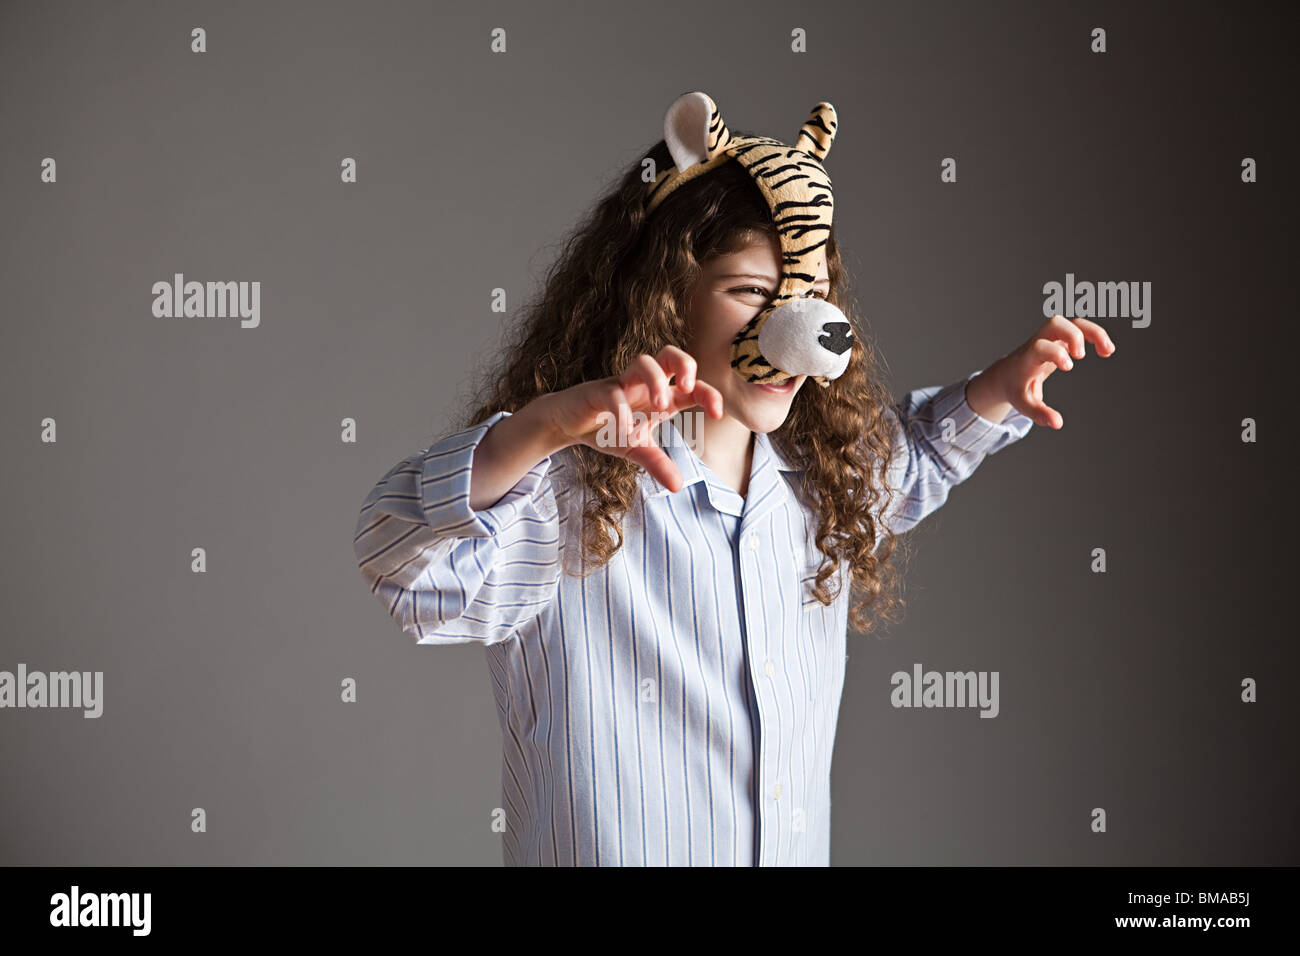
left=459, top=136, right=912, bottom=637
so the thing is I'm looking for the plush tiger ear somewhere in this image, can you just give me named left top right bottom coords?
left=663, top=91, right=727, bottom=172
left=797, top=102, right=838, bottom=161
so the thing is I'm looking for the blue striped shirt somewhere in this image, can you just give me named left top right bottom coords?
left=353, top=369, right=1033, bottom=865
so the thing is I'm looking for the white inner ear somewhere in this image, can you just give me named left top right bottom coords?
left=663, top=92, right=713, bottom=172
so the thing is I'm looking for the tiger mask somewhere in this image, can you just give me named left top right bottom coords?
left=645, top=90, right=853, bottom=388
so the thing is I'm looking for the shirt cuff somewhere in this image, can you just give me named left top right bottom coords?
left=419, top=410, right=554, bottom=538
left=926, top=370, right=1035, bottom=456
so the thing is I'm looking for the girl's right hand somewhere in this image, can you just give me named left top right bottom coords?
left=542, top=345, right=725, bottom=493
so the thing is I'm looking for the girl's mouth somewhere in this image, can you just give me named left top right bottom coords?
left=754, top=378, right=796, bottom=394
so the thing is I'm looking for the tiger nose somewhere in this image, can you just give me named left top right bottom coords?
left=756, top=298, right=854, bottom=380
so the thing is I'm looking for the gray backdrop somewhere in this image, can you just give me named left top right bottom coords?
left=1, top=0, right=1295, bottom=865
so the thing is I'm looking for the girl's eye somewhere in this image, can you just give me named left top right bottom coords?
left=731, top=286, right=828, bottom=300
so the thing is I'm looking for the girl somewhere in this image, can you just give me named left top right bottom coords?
left=353, top=92, right=1115, bottom=867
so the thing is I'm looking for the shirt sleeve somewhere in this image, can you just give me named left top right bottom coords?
left=876, top=369, right=1034, bottom=540
left=352, top=410, right=565, bottom=646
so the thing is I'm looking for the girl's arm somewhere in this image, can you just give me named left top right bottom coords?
left=352, top=407, right=569, bottom=646
left=875, top=315, right=1116, bottom=540
left=468, top=395, right=569, bottom=511
left=353, top=346, right=723, bottom=645
left=875, top=369, right=1035, bottom=539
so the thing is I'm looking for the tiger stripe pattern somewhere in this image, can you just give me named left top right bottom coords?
left=644, top=91, right=852, bottom=387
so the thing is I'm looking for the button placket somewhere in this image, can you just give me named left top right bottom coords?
left=736, top=522, right=768, bottom=864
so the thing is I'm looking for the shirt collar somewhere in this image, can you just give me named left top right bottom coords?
left=637, top=413, right=801, bottom=523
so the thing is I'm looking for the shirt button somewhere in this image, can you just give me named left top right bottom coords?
left=746, top=532, right=759, bottom=552
left=773, top=784, right=783, bottom=800
left=764, top=660, right=775, bottom=677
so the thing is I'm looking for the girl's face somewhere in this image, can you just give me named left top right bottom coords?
left=684, top=233, right=831, bottom=434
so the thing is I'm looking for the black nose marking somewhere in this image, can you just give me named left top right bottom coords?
left=818, top=321, right=853, bottom=355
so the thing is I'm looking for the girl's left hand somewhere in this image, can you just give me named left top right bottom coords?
left=991, top=314, right=1116, bottom=429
